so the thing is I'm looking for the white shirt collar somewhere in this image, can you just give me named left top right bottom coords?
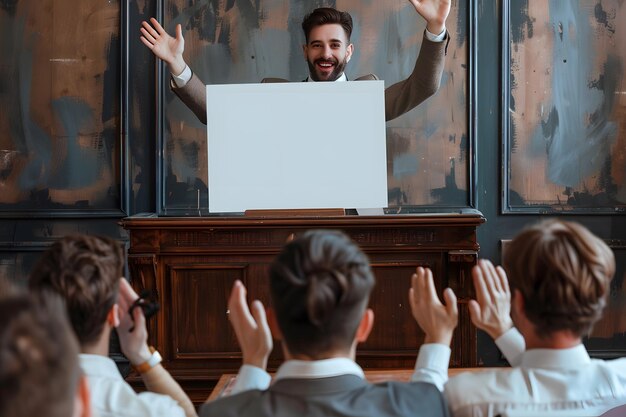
left=79, top=353, right=124, bottom=379
left=521, top=344, right=591, bottom=369
left=274, top=358, right=365, bottom=381
left=306, top=72, right=348, bottom=82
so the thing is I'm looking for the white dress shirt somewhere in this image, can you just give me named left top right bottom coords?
left=230, top=357, right=364, bottom=395
left=229, top=347, right=450, bottom=396
left=80, top=354, right=185, bottom=417
left=172, top=27, right=447, bottom=87
left=414, top=328, right=626, bottom=417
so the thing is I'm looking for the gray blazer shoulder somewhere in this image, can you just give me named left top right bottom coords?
left=199, top=376, right=449, bottom=417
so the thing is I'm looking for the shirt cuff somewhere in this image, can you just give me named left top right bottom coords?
left=411, top=343, right=451, bottom=392
left=495, top=327, right=526, bottom=367
left=425, top=28, right=447, bottom=43
left=171, top=65, right=192, bottom=88
left=230, top=364, right=271, bottom=395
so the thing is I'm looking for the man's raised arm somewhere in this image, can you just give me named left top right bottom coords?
left=141, top=18, right=208, bottom=123
left=384, top=0, right=451, bottom=121
left=409, top=267, right=458, bottom=391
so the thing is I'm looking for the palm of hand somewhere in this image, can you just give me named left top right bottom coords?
left=155, top=35, right=183, bottom=62
left=410, top=0, right=451, bottom=24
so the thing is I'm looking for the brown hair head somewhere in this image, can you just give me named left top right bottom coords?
left=28, top=234, right=123, bottom=347
left=504, top=219, right=615, bottom=338
left=269, top=230, right=375, bottom=358
left=302, top=7, right=353, bottom=43
left=0, top=285, right=81, bottom=417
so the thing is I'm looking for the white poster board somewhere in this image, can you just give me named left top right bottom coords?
left=206, top=81, right=387, bottom=213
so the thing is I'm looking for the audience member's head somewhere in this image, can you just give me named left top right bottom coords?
left=301, top=7, right=353, bottom=43
left=28, top=234, right=123, bottom=348
left=504, top=219, right=615, bottom=338
left=0, top=282, right=90, bottom=417
left=269, top=230, right=375, bottom=358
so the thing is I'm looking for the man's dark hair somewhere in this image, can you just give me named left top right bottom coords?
left=504, top=219, right=615, bottom=338
left=28, top=234, right=123, bottom=347
left=269, top=230, right=375, bottom=358
left=0, top=284, right=81, bottom=417
left=302, top=7, right=353, bottom=43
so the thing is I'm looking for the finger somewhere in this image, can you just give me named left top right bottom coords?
left=472, top=264, right=490, bottom=307
left=496, top=266, right=510, bottom=296
left=413, top=268, right=430, bottom=308
left=119, top=278, right=139, bottom=304
left=140, top=28, right=157, bottom=45
left=423, top=268, right=442, bottom=306
left=443, top=288, right=458, bottom=320
left=228, top=281, right=255, bottom=332
left=409, top=286, right=418, bottom=317
left=410, top=270, right=422, bottom=305
left=140, top=36, right=155, bottom=50
left=468, top=299, right=482, bottom=327
left=142, top=20, right=161, bottom=39
left=478, top=260, right=498, bottom=303
left=150, top=17, right=166, bottom=34
left=133, top=302, right=146, bottom=329
left=175, top=23, right=183, bottom=41
left=485, top=261, right=503, bottom=295
left=116, top=280, right=131, bottom=312
left=250, top=300, right=271, bottom=339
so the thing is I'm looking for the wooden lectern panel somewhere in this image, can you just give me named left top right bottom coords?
left=121, top=213, right=484, bottom=404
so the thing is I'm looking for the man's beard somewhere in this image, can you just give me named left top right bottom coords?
left=307, top=56, right=348, bottom=81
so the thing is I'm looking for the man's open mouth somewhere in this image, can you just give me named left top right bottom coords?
left=316, top=60, right=336, bottom=71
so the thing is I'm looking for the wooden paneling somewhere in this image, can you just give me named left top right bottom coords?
left=122, top=212, right=484, bottom=400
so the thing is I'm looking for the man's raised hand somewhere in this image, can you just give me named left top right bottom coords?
left=228, top=280, right=273, bottom=370
left=408, top=0, right=451, bottom=36
left=116, top=278, right=152, bottom=366
left=140, top=18, right=187, bottom=76
left=468, top=260, right=514, bottom=340
left=409, top=267, right=458, bottom=346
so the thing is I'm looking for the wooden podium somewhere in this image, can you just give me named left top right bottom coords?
left=121, top=211, right=484, bottom=403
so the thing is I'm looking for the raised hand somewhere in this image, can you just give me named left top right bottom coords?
left=116, top=278, right=152, bottom=365
left=140, top=18, right=187, bottom=76
left=228, top=280, right=273, bottom=370
left=468, top=260, right=514, bottom=340
left=409, top=267, right=458, bottom=346
left=408, top=0, right=452, bottom=35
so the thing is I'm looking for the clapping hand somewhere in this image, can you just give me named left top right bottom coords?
left=116, top=279, right=152, bottom=366
left=468, top=260, right=514, bottom=340
left=228, top=280, right=273, bottom=370
left=409, top=267, right=458, bottom=346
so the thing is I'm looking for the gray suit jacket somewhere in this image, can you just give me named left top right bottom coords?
left=172, top=32, right=449, bottom=124
left=199, top=375, right=450, bottom=417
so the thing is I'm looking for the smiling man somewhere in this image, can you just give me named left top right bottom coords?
left=141, top=1, right=451, bottom=124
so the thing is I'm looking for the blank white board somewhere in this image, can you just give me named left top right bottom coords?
left=206, top=81, right=387, bottom=213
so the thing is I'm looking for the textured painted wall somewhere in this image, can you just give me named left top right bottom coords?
left=161, top=0, right=469, bottom=210
left=508, top=0, right=626, bottom=210
left=0, top=0, right=120, bottom=211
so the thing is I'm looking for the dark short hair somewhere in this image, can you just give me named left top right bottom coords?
left=0, top=285, right=81, bottom=417
left=269, top=230, right=375, bottom=357
left=302, top=7, right=353, bottom=43
left=504, top=220, right=615, bottom=338
left=29, top=234, right=123, bottom=347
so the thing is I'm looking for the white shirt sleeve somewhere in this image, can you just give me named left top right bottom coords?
left=171, top=65, right=192, bottom=88
left=425, top=27, right=447, bottom=43
left=411, top=343, right=451, bottom=392
left=495, top=327, right=526, bottom=366
left=229, top=364, right=272, bottom=395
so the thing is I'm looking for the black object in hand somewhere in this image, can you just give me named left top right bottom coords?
left=128, top=290, right=160, bottom=332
